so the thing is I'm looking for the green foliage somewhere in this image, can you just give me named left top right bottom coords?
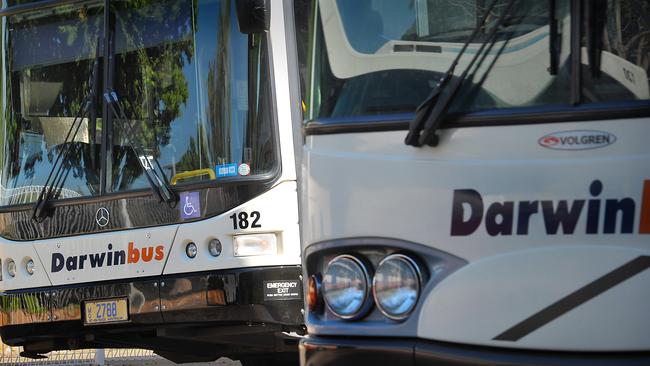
left=113, top=0, right=195, bottom=152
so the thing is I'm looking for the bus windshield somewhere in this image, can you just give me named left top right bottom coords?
left=1, top=0, right=276, bottom=206
left=308, top=0, right=650, bottom=120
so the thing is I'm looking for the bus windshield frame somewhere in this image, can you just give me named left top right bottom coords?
left=306, top=0, right=650, bottom=125
left=0, top=0, right=280, bottom=208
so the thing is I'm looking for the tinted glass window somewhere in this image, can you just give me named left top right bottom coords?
left=0, top=0, right=277, bottom=206
left=308, top=0, right=649, bottom=121
left=1, top=3, right=104, bottom=205
left=109, top=0, right=276, bottom=191
left=581, top=0, right=650, bottom=102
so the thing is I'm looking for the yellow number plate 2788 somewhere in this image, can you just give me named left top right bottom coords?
left=84, top=298, right=129, bottom=325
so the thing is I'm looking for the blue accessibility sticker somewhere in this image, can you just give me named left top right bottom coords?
left=216, top=163, right=238, bottom=178
left=179, top=191, right=201, bottom=219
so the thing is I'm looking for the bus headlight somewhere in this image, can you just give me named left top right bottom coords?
left=373, top=254, right=421, bottom=320
left=186, top=242, right=198, bottom=258
left=208, top=239, right=222, bottom=257
left=322, top=255, right=371, bottom=320
left=25, top=259, right=35, bottom=275
left=7, top=259, right=16, bottom=277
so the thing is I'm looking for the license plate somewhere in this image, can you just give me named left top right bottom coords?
left=84, top=298, right=129, bottom=325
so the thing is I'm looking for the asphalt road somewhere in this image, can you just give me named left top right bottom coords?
left=108, top=357, right=242, bottom=365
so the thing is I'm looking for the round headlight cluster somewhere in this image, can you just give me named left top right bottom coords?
left=321, top=253, right=422, bottom=321
left=373, top=254, right=421, bottom=320
left=322, top=255, right=371, bottom=319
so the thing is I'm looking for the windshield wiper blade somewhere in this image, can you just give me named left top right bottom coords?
left=405, top=0, right=517, bottom=147
left=548, top=0, right=560, bottom=75
left=89, top=39, right=102, bottom=170
left=32, top=38, right=103, bottom=222
left=405, top=0, right=501, bottom=147
left=586, top=0, right=607, bottom=77
left=104, top=90, right=178, bottom=207
left=32, top=95, right=93, bottom=222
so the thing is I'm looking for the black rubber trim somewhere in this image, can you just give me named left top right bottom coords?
left=303, top=101, right=650, bottom=136
left=494, top=256, right=650, bottom=342
left=570, top=0, right=582, bottom=105
left=1, top=265, right=304, bottom=344
left=301, top=336, right=650, bottom=366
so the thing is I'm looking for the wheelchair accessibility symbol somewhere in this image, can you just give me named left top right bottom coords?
left=179, top=191, right=201, bottom=219
left=184, top=197, right=197, bottom=216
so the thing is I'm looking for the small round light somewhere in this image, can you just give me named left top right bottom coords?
left=322, top=255, right=371, bottom=319
left=373, top=254, right=421, bottom=320
left=208, top=239, right=222, bottom=257
left=7, top=259, right=16, bottom=277
left=25, top=259, right=35, bottom=275
left=186, top=242, right=197, bottom=258
left=307, top=274, right=323, bottom=312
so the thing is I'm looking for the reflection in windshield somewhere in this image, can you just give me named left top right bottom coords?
left=109, top=0, right=275, bottom=193
left=309, top=0, right=649, bottom=122
left=335, top=0, right=548, bottom=54
left=2, top=4, right=103, bottom=205
left=0, top=0, right=277, bottom=206
left=110, top=0, right=196, bottom=192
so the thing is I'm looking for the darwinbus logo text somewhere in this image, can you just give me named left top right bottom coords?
left=51, top=243, right=165, bottom=273
left=451, top=180, right=650, bottom=236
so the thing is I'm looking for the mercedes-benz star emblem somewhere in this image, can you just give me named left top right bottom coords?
left=95, top=207, right=110, bottom=227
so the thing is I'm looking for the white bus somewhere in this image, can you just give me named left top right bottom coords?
left=298, top=0, right=650, bottom=365
left=0, top=0, right=304, bottom=364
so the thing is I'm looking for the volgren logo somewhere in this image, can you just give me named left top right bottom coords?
left=451, top=180, right=650, bottom=236
left=538, top=130, right=616, bottom=150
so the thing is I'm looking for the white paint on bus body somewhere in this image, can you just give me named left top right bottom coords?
left=302, top=117, right=650, bottom=351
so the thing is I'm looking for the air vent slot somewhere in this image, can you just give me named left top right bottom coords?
left=393, top=44, right=442, bottom=53
left=393, top=44, right=414, bottom=52
left=416, top=45, right=442, bottom=53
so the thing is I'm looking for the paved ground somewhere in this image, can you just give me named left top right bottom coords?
left=0, top=346, right=244, bottom=365
left=104, top=357, right=242, bottom=366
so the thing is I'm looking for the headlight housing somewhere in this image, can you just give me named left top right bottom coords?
left=322, top=255, right=371, bottom=320
left=372, top=254, right=421, bottom=320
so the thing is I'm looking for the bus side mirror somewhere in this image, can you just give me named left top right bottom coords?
left=235, top=0, right=270, bottom=34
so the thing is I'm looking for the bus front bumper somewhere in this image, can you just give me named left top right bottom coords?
left=0, top=265, right=303, bottom=359
left=300, top=337, right=650, bottom=366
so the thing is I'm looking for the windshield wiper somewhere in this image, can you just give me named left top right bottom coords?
left=32, top=42, right=102, bottom=222
left=32, top=96, right=93, bottom=221
left=405, top=0, right=517, bottom=147
left=585, top=0, right=607, bottom=78
left=548, top=0, right=560, bottom=75
left=104, top=90, right=178, bottom=207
